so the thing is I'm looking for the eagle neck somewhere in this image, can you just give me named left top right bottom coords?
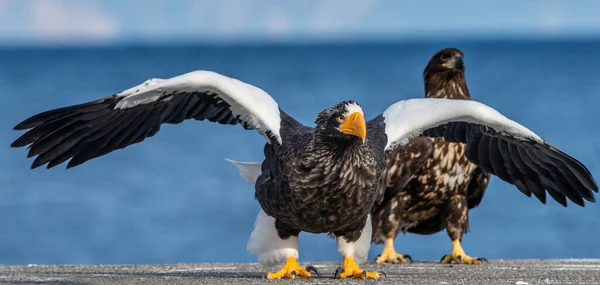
left=424, top=71, right=471, bottom=100
left=308, top=132, right=376, bottom=181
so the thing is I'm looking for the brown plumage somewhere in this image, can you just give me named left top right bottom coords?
left=371, top=48, right=492, bottom=264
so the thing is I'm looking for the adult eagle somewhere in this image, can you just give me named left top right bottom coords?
left=371, top=47, right=596, bottom=265
left=12, top=70, right=597, bottom=279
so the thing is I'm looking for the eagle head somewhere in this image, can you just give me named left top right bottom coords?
left=315, top=100, right=367, bottom=144
left=423, top=47, right=470, bottom=99
left=424, top=48, right=465, bottom=74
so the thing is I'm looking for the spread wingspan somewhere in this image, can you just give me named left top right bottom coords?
left=11, top=71, right=283, bottom=169
left=381, top=98, right=597, bottom=206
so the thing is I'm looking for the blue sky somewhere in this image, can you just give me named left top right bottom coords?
left=1, top=0, right=600, bottom=45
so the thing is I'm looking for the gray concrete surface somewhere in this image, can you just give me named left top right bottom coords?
left=0, top=259, right=599, bottom=285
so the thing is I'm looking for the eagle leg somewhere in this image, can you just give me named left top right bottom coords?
left=375, top=237, right=412, bottom=264
left=335, top=256, right=380, bottom=279
left=266, top=257, right=315, bottom=279
left=440, top=239, right=487, bottom=265
left=440, top=195, right=486, bottom=265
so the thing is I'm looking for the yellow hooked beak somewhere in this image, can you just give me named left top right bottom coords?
left=338, top=112, right=367, bottom=143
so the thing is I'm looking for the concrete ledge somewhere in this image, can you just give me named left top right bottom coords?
left=1, top=259, right=599, bottom=285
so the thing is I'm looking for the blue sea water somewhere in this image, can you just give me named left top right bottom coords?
left=0, top=40, right=599, bottom=265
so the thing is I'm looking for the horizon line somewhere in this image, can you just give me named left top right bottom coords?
left=1, top=34, right=600, bottom=49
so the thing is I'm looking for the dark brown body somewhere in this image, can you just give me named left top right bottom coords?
left=372, top=48, right=491, bottom=245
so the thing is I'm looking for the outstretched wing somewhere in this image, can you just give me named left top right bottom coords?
left=380, top=98, right=598, bottom=207
left=11, top=70, right=283, bottom=169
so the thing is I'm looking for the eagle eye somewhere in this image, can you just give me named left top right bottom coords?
left=336, top=115, right=345, bottom=123
left=440, top=54, right=451, bottom=61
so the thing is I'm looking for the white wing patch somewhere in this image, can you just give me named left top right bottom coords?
left=114, top=70, right=282, bottom=144
left=225, top=158, right=263, bottom=185
left=382, top=98, right=543, bottom=151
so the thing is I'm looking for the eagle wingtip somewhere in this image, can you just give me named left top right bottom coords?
left=13, top=122, right=29, bottom=131
left=66, top=161, right=78, bottom=169
left=10, top=135, right=33, bottom=148
left=585, top=194, right=596, bottom=203
left=590, top=182, right=599, bottom=192
left=12, top=115, right=43, bottom=130
left=9, top=141, right=21, bottom=148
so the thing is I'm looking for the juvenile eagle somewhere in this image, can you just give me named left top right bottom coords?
left=12, top=69, right=597, bottom=279
left=371, top=47, right=594, bottom=265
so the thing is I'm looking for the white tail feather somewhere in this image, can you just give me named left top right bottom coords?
left=225, top=158, right=263, bottom=185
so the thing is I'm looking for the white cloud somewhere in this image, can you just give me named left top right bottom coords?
left=214, top=0, right=253, bottom=36
left=29, top=0, right=118, bottom=44
left=537, top=1, right=566, bottom=35
left=186, top=0, right=259, bottom=39
left=309, top=0, right=377, bottom=35
left=265, top=8, right=290, bottom=38
left=1, top=0, right=599, bottom=45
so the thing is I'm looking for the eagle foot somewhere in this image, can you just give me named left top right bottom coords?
left=266, top=257, right=315, bottom=279
left=440, top=254, right=486, bottom=264
left=334, top=256, right=380, bottom=279
left=375, top=237, right=412, bottom=264
left=440, top=240, right=487, bottom=265
left=375, top=251, right=412, bottom=264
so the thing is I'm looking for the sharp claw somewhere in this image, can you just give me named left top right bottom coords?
left=361, top=270, right=367, bottom=279
left=290, top=270, right=296, bottom=279
left=457, top=255, right=462, bottom=262
left=378, top=271, right=387, bottom=278
left=306, top=265, right=319, bottom=277
left=334, top=267, right=344, bottom=279
left=440, top=255, right=448, bottom=262
left=479, top=257, right=488, bottom=262
left=404, top=254, right=413, bottom=263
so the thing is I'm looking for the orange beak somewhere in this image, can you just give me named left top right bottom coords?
left=339, top=112, right=367, bottom=144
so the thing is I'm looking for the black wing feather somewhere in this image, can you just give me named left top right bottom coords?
left=13, top=99, right=113, bottom=131
left=422, top=122, right=598, bottom=207
left=487, top=137, right=511, bottom=182
left=525, top=147, right=585, bottom=206
left=509, top=142, right=542, bottom=199
left=475, top=134, right=492, bottom=173
left=496, top=138, right=531, bottom=197
left=11, top=91, right=240, bottom=169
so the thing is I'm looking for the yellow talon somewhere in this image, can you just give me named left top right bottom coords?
left=335, top=256, right=380, bottom=279
left=440, top=239, right=487, bottom=265
left=266, top=257, right=314, bottom=279
left=375, top=238, right=412, bottom=264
